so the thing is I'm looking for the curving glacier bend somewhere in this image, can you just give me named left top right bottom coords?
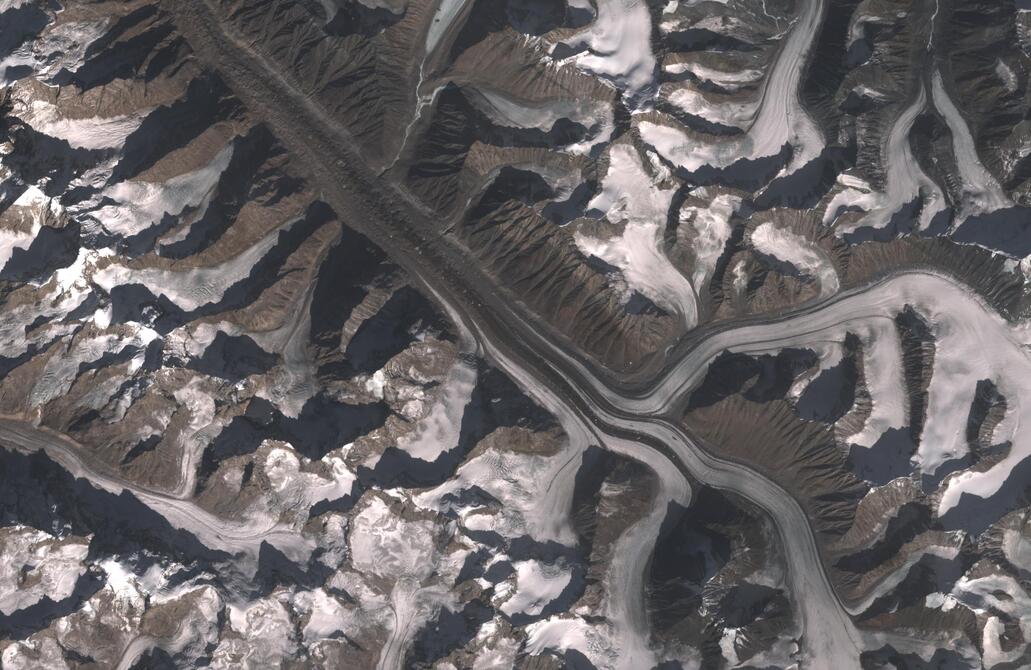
left=2, top=0, right=1031, bottom=667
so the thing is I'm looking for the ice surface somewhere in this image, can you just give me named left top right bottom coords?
left=425, top=0, right=470, bottom=55
left=394, top=355, right=476, bottom=462
left=556, top=0, right=656, bottom=102
left=0, top=527, right=89, bottom=615
left=642, top=0, right=826, bottom=173
left=749, top=221, right=838, bottom=297
left=665, top=61, right=763, bottom=92
left=0, top=185, right=60, bottom=271
left=647, top=272, right=1031, bottom=517
left=930, top=71, right=1011, bottom=220
left=93, top=218, right=291, bottom=311
left=666, top=86, right=757, bottom=129
left=680, top=192, right=740, bottom=292
left=87, top=143, right=233, bottom=237
left=1003, top=528, right=1031, bottom=572
left=498, top=560, right=572, bottom=617
left=29, top=327, right=158, bottom=409
left=952, top=573, right=1031, bottom=667
left=418, top=430, right=581, bottom=544
left=349, top=496, right=439, bottom=582
left=15, top=99, right=145, bottom=151
left=214, top=597, right=298, bottom=669
left=261, top=445, right=357, bottom=511
left=468, top=88, right=613, bottom=155
left=0, top=419, right=314, bottom=563
left=576, top=143, right=698, bottom=326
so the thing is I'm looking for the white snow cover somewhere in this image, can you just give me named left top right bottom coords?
left=848, top=319, right=907, bottom=449
left=555, top=0, right=656, bottom=101
left=1003, top=529, right=1031, bottom=573
left=719, top=627, right=742, bottom=666
left=749, top=221, right=839, bottom=297
left=354, top=0, right=407, bottom=15
left=2, top=17, right=109, bottom=85
left=469, top=88, right=614, bottom=155
left=250, top=283, right=318, bottom=418
left=952, top=573, right=1031, bottom=667
left=471, top=621, right=520, bottom=669
left=13, top=99, right=145, bottom=151
left=213, top=596, right=298, bottom=669
left=41, top=558, right=222, bottom=669
left=930, top=71, right=1011, bottom=220
left=97, top=559, right=152, bottom=606
left=524, top=616, right=629, bottom=669
left=424, top=284, right=707, bottom=669
left=721, top=307, right=906, bottom=454
left=665, top=86, right=757, bottom=129
left=347, top=504, right=462, bottom=670
left=0, top=0, right=34, bottom=11
left=525, top=617, right=595, bottom=657
left=576, top=143, right=698, bottom=327
left=847, top=540, right=962, bottom=614
left=826, top=94, right=942, bottom=233
left=296, top=589, right=349, bottom=641
left=0, top=527, right=90, bottom=615
left=349, top=496, right=439, bottom=582
left=429, top=258, right=866, bottom=665
left=29, top=326, right=159, bottom=409
left=169, top=376, right=220, bottom=497
left=641, top=0, right=826, bottom=174
left=417, top=441, right=580, bottom=544
left=788, top=340, right=844, bottom=399
left=822, top=173, right=879, bottom=225
left=1, top=638, right=70, bottom=670
left=637, top=272, right=1031, bottom=518
left=498, top=560, right=572, bottom=617
left=665, top=61, right=763, bottom=92
left=638, top=120, right=712, bottom=172
left=93, top=218, right=291, bottom=311
left=159, top=586, right=224, bottom=663
left=412, top=314, right=581, bottom=545
left=982, top=616, right=1017, bottom=668
left=0, top=276, right=88, bottom=366
left=680, top=192, right=741, bottom=292
left=425, top=0, right=470, bottom=54
left=594, top=436, right=691, bottom=670
left=995, top=59, right=1018, bottom=94
left=261, top=445, right=357, bottom=512
left=0, top=419, right=315, bottom=563
left=86, top=143, right=234, bottom=237
left=393, top=356, right=476, bottom=463
left=0, top=185, right=62, bottom=272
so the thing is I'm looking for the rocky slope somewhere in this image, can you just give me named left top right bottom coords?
left=2, top=0, right=1031, bottom=668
